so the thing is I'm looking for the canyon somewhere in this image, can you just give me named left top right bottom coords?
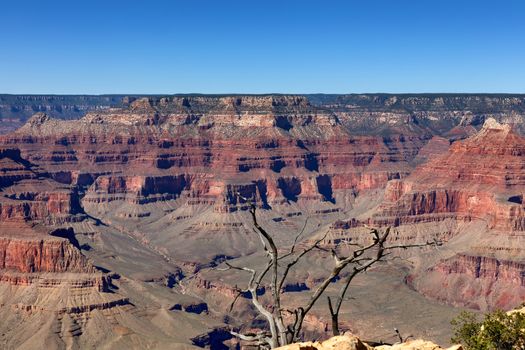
left=1, top=94, right=525, bottom=349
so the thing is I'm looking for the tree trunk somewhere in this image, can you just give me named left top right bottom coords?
left=331, top=313, right=340, bottom=336
left=327, top=297, right=340, bottom=336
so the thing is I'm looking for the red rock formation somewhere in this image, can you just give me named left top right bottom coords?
left=361, top=118, right=525, bottom=310
left=0, top=147, right=82, bottom=224
left=84, top=174, right=190, bottom=204
left=376, top=118, right=525, bottom=230
left=0, top=146, right=126, bottom=330
left=0, top=272, right=111, bottom=291
left=0, top=223, right=93, bottom=273
left=0, top=96, right=433, bottom=264
left=410, top=254, right=525, bottom=310
left=0, top=96, right=427, bottom=205
left=320, top=119, right=525, bottom=311
left=2, top=95, right=522, bottom=345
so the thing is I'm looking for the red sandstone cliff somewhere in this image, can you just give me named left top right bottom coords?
left=410, top=253, right=525, bottom=310
left=0, top=96, right=430, bottom=241
left=366, top=119, right=525, bottom=310
left=376, top=118, right=525, bottom=230
left=2, top=96, right=522, bottom=345
left=0, top=228, right=94, bottom=274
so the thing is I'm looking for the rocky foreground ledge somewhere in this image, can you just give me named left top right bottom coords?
left=276, top=334, right=462, bottom=350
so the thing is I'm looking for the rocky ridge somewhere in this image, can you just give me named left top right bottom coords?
left=1, top=96, right=429, bottom=263
left=275, top=333, right=461, bottom=350
left=0, top=143, right=220, bottom=349
left=342, top=118, right=525, bottom=310
left=3, top=93, right=525, bottom=135
left=1, top=95, right=525, bottom=347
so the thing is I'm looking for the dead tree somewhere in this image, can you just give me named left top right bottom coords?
left=220, top=205, right=440, bottom=348
left=326, top=226, right=441, bottom=336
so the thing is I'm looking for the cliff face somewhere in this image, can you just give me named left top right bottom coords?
left=3, top=94, right=525, bottom=346
left=3, top=93, right=525, bottom=134
left=363, top=119, right=525, bottom=310
left=0, top=146, right=82, bottom=223
left=0, top=95, right=128, bottom=135
left=317, top=118, right=525, bottom=311
left=1, top=97, right=425, bottom=210
left=376, top=119, right=525, bottom=230
left=0, top=145, right=120, bottom=309
left=312, top=94, right=525, bottom=112
left=0, top=147, right=181, bottom=350
left=307, top=93, right=525, bottom=136
left=0, top=230, right=94, bottom=274
left=410, top=254, right=525, bottom=310
left=0, top=96, right=435, bottom=263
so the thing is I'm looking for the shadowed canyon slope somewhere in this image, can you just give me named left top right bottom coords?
left=1, top=94, right=525, bottom=348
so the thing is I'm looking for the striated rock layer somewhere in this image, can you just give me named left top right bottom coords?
left=377, top=118, right=525, bottom=229
left=409, top=253, right=525, bottom=310
left=363, top=119, right=525, bottom=310
left=317, top=118, right=525, bottom=312
left=3, top=95, right=525, bottom=347
left=0, top=96, right=436, bottom=263
left=0, top=95, right=439, bottom=348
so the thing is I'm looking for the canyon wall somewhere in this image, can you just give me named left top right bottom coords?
left=3, top=93, right=525, bottom=135
left=410, top=253, right=525, bottom=310
left=2, top=95, right=525, bottom=347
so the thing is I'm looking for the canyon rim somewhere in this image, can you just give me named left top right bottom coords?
left=1, top=94, right=525, bottom=348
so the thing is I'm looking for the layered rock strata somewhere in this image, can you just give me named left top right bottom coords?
left=368, top=119, right=525, bottom=310
left=3, top=95, right=524, bottom=346
left=0, top=96, right=435, bottom=264
left=377, top=119, right=525, bottom=226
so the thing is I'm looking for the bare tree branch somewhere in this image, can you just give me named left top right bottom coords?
left=289, top=217, right=310, bottom=255
left=250, top=205, right=287, bottom=346
left=222, top=204, right=442, bottom=347
left=277, top=230, right=329, bottom=294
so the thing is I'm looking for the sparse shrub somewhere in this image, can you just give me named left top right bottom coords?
left=451, top=309, right=525, bottom=349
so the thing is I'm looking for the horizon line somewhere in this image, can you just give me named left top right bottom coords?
left=1, top=92, right=525, bottom=97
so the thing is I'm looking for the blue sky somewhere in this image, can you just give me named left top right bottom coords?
left=1, top=0, right=524, bottom=94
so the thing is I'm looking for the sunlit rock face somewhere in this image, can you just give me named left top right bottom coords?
left=369, top=119, right=525, bottom=310
left=3, top=95, right=525, bottom=347
left=0, top=95, right=432, bottom=261
left=0, top=140, right=218, bottom=349
left=377, top=118, right=525, bottom=229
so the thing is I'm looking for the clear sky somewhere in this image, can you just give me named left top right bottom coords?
left=1, top=0, right=524, bottom=94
